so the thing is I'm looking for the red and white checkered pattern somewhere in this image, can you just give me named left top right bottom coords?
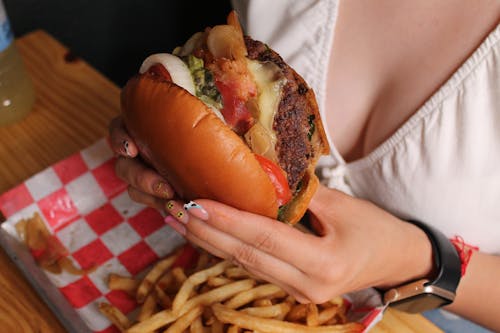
left=0, top=138, right=185, bottom=332
left=0, top=137, right=383, bottom=332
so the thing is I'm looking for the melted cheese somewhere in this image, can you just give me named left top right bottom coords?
left=246, top=59, right=286, bottom=162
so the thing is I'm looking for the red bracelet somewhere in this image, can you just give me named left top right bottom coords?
left=449, top=236, right=479, bottom=276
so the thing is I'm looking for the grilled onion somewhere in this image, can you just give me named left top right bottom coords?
left=207, top=25, right=247, bottom=60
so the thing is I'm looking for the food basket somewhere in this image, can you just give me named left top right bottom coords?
left=0, top=138, right=385, bottom=333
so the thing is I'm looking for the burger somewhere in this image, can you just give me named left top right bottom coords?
left=121, top=11, right=329, bottom=224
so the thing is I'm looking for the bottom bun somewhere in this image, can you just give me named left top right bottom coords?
left=279, top=168, right=319, bottom=225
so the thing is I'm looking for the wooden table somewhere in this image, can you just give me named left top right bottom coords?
left=0, top=30, right=442, bottom=333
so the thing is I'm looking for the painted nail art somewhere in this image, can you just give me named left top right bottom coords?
left=183, top=201, right=209, bottom=220
left=122, top=140, right=132, bottom=157
left=153, top=181, right=172, bottom=198
left=166, top=200, right=189, bottom=224
left=164, top=215, right=186, bottom=235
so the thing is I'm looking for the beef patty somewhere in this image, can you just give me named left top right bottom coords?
left=245, top=37, right=314, bottom=192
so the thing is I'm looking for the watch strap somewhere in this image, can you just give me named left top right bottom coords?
left=407, top=220, right=461, bottom=293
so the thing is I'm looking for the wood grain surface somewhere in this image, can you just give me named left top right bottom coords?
left=0, top=30, right=119, bottom=333
left=370, top=309, right=443, bottom=333
left=0, top=30, right=442, bottom=333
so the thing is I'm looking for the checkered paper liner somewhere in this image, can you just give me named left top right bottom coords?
left=0, top=138, right=385, bottom=332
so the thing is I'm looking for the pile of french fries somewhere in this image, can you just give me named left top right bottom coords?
left=99, top=246, right=365, bottom=333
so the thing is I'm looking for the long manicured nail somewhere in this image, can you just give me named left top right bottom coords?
left=166, top=200, right=189, bottom=224
left=153, top=181, right=172, bottom=198
left=183, top=201, right=209, bottom=221
left=122, top=140, right=132, bottom=157
left=164, top=215, right=186, bottom=235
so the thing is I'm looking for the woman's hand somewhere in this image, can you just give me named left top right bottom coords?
left=165, top=185, right=435, bottom=303
left=109, top=115, right=434, bottom=303
left=109, top=116, right=175, bottom=211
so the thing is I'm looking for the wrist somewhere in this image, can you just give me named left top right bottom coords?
left=377, top=220, right=435, bottom=289
left=381, top=220, right=463, bottom=313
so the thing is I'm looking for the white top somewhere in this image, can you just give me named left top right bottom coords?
left=233, top=0, right=500, bottom=255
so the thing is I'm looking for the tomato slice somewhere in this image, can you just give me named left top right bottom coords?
left=146, top=64, right=173, bottom=82
left=254, top=154, right=292, bottom=206
left=215, top=80, right=254, bottom=135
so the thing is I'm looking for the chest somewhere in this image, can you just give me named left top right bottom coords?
left=324, top=0, right=500, bottom=162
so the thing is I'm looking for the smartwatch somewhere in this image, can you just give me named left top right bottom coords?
left=383, top=220, right=462, bottom=313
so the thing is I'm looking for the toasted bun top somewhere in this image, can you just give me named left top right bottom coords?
left=121, top=75, right=280, bottom=219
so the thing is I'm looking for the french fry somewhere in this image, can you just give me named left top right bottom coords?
left=158, top=271, right=175, bottom=292
left=136, top=251, right=181, bottom=303
left=154, top=284, right=173, bottom=309
left=241, top=302, right=291, bottom=319
left=330, top=296, right=344, bottom=307
left=137, top=294, right=157, bottom=322
left=126, top=309, right=177, bottom=333
left=127, top=279, right=254, bottom=333
left=318, top=305, right=340, bottom=325
left=336, top=303, right=348, bottom=324
left=108, top=274, right=140, bottom=296
left=103, top=246, right=363, bottom=333
left=212, top=303, right=365, bottom=333
left=210, top=318, right=224, bottom=333
left=190, top=316, right=204, bottom=333
left=227, top=325, right=239, bottom=333
left=164, top=305, right=204, bottom=333
left=203, top=307, right=214, bottom=324
left=252, top=299, right=273, bottom=307
left=306, top=303, right=319, bottom=326
left=172, top=266, right=188, bottom=284
left=98, top=302, right=132, bottom=332
left=224, top=266, right=251, bottom=279
left=286, top=303, right=307, bottom=322
left=58, top=256, right=96, bottom=275
left=172, top=261, right=232, bottom=313
left=181, top=279, right=256, bottom=315
left=224, top=284, right=284, bottom=309
left=207, top=276, right=233, bottom=288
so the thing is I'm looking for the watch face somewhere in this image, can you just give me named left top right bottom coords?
left=390, top=293, right=451, bottom=313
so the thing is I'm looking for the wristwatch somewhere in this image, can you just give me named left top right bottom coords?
left=382, top=220, right=462, bottom=313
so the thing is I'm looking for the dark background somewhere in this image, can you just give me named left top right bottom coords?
left=4, top=0, right=232, bottom=86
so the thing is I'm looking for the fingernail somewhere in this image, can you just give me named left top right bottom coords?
left=183, top=201, right=209, bottom=221
left=166, top=200, right=189, bottom=224
left=153, top=181, right=172, bottom=198
left=122, top=140, right=132, bottom=157
left=164, top=215, right=186, bottom=235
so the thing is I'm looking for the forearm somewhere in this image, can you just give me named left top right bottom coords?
left=445, top=251, right=500, bottom=332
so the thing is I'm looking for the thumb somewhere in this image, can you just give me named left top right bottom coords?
left=307, top=184, right=350, bottom=234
